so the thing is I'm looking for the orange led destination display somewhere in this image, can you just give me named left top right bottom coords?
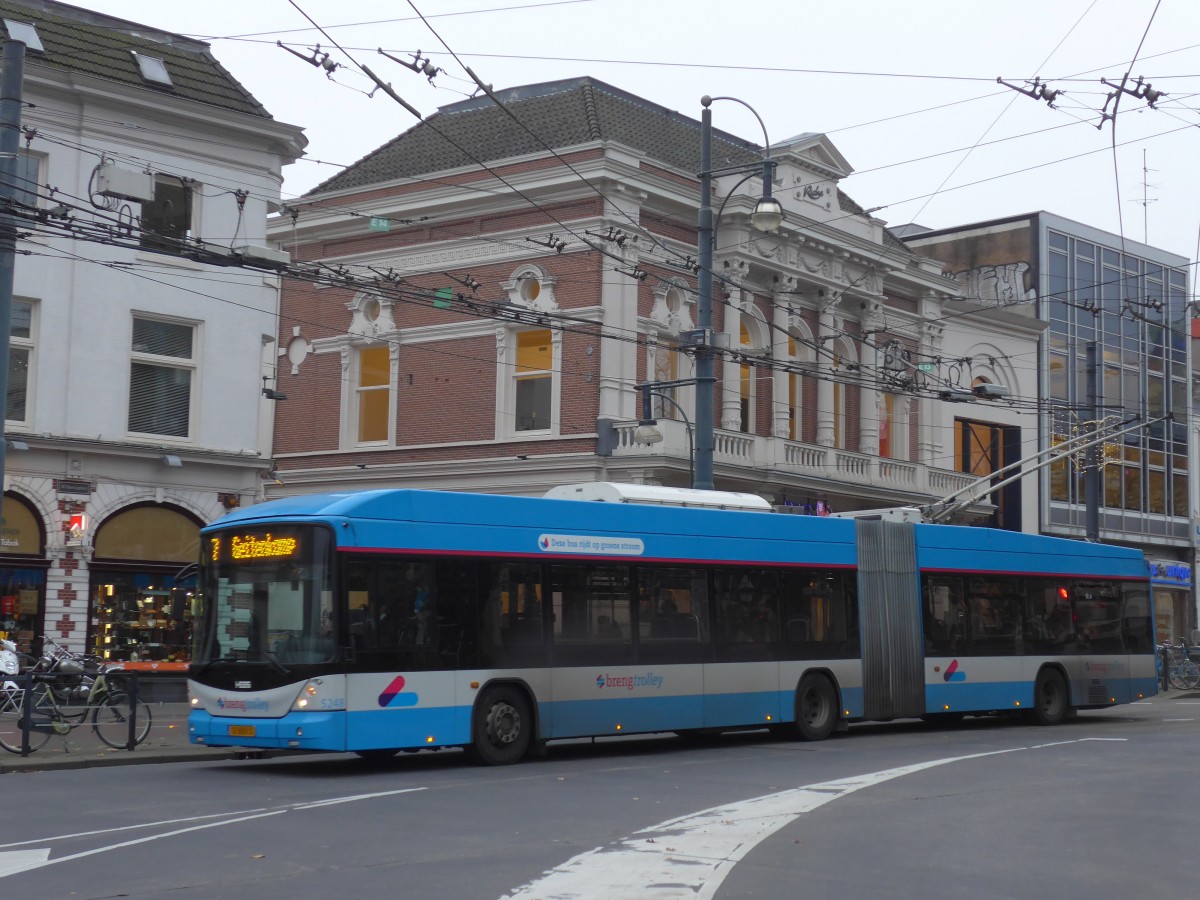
left=210, top=533, right=301, bottom=562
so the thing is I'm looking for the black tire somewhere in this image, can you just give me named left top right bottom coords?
left=1032, top=668, right=1070, bottom=726
left=471, top=685, right=532, bottom=766
left=792, top=674, right=838, bottom=741
left=92, top=692, right=153, bottom=748
left=0, top=686, right=52, bottom=753
left=354, top=748, right=401, bottom=761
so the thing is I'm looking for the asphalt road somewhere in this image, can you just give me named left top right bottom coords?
left=3, top=693, right=1198, bottom=898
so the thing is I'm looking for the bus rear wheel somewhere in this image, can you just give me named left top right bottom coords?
left=1032, top=668, right=1070, bottom=726
left=788, top=674, right=837, bottom=741
left=471, top=685, right=531, bottom=766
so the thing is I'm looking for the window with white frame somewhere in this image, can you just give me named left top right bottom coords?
left=141, top=175, right=194, bottom=252
left=786, top=335, right=801, bottom=440
left=514, top=328, right=553, bottom=432
left=6, top=299, right=33, bottom=424
left=129, top=316, right=195, bottom=438
left=12, top=151, right=41, bottom=210
left=354, top=344, right=391, bottom=443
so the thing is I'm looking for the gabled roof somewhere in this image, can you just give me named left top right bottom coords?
left=0, top=0, right=271, bottom=118
left=308, top=76, right=910, bottom=253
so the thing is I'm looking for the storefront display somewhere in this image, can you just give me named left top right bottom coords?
left=88, top=504, right=200, bottom=671
left=91, top=573, right=195, bottom=664
left=0, top=494, right=47, bottom=655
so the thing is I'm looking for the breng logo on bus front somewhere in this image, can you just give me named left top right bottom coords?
left=596, top=672, right=665, bottom=691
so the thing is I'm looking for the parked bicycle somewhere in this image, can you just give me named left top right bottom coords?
left=1161, top=641, right=1200, bottom=691
left=0, top=637, right=151, bottom=754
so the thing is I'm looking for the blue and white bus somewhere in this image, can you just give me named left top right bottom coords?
left=186, top=484, right=1156, bottom=764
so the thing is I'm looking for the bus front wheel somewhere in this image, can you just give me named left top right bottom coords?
left=471, top=685, right=532, bottom=765
left=1032, top=668, right=1070, bottom=726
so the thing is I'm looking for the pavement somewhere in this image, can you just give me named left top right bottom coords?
left=0, top=702, right=283, bottom=773
left=2, top=687, right=1194, bottom=773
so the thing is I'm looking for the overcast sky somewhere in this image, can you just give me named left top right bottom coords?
left=67, top=0, right=1200, bottom=262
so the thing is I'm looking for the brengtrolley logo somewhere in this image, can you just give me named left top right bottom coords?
left=378, top=675, right=420, bottom=707
left=596, top=672, right=665, bottom=691
left=943, top=659, right=966, bottom=682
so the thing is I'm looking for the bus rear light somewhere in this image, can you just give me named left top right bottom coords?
left=426, top=736, right=435, bottom=743
left=1014, top=701, right=1021, bottom=707
left=470, top=681, right=480, bottom=689
left=615, top=724, right=622, bottom=731
left=765, top=714, right=772, bottom=721
left=943, top=704, right=951, bottom=711
left=296, top=697, right=308, bottom=708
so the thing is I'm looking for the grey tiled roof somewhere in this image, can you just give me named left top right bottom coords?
left=310, top=77, right=909, bottom=253
left=0, top=0, right=271, bottom=118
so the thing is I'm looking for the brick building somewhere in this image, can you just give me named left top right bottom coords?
left=267, top=77, right=1039, bottom=527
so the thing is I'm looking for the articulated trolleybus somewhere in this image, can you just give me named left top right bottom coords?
left=187, top=484, right=1156, bottom=764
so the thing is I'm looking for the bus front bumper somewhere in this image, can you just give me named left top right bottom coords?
left=188, top=709, right=345, bottom=751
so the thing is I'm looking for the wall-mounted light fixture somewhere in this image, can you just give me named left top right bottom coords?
left=262, top=376, right=288, bottom=400
left=7, top=439, right=28, bottom=451
left=161, top=454, right=182, bottom=467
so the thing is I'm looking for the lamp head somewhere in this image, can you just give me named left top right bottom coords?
left=751, top=196, right=784, bottom=233
left=633, top=421, right=665, bottom=445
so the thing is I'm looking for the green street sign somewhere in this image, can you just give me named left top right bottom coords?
left=369, top=216, right=391, bottom=233
left=917, top=361, right=935, bottom=373
left=434, top=287, right=453, bottom=309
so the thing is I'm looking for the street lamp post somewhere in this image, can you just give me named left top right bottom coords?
left=694, top=95, right=784, bottom=490
left=634, top=379, right=696, bottom=487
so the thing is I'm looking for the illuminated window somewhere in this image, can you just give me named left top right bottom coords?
left=6, top=299, right=33, bottom=424
left=129, top=316, right=195, bottom=438
left=514, top=329, right=552, bottom=432
left=355, top=345, right=391, bottom=443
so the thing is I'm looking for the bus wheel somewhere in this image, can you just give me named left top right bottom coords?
left=472, top=686, right=531, bottom=765
left=793, top=674, right=837, bottom=741
left=1032, top=668, right=1069, bottom=726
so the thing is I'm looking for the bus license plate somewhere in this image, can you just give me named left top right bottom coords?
left=228, top=725, right=256, bottom=737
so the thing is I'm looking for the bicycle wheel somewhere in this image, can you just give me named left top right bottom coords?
left=1174, top=661, right=1200, bottom=691
left=0, top=685, right=53, bottom=753
left=92, top=692, right=152, bottom=749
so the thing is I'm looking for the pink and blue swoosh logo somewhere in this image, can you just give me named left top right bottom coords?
left=377, top=675, right=420, bottom=707
left=943, top=659, right=966, bottom=682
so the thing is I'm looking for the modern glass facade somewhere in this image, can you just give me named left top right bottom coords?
left=1044, top=225, right=1190, bottom=538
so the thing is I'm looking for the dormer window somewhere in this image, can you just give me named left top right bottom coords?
left=131, top=51, right=172, bottom=87
left=3, top=20, right=43, bottom=52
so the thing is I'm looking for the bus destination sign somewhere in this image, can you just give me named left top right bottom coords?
left=210, top=533, right=301, bottom=562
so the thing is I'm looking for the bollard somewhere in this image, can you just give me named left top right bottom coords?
left=125, top=672, right=139, bottom=752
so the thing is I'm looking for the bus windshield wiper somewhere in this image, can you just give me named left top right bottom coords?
left=257, top=648, right=291, bottom=676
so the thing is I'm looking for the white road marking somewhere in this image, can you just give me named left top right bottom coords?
left=0, top=787, right=425, bottom=879
left=1163, top=718, right=1195, bottom=722
left=0, top=849, right=49, bottom=878
left=500, top=740, right=1104, bottom=900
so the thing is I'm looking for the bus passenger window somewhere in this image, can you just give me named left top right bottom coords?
left=923, top=577, right=965, bottom=654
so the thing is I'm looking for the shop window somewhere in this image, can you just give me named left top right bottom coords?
left=129, top=315, right=195, bottom=438
left=0, top=494, right=46, bottom=657
left=90, top=505, right=200, bottom=666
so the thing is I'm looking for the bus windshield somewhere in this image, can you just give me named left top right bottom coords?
left=192, top=524, right=335, bottom=668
